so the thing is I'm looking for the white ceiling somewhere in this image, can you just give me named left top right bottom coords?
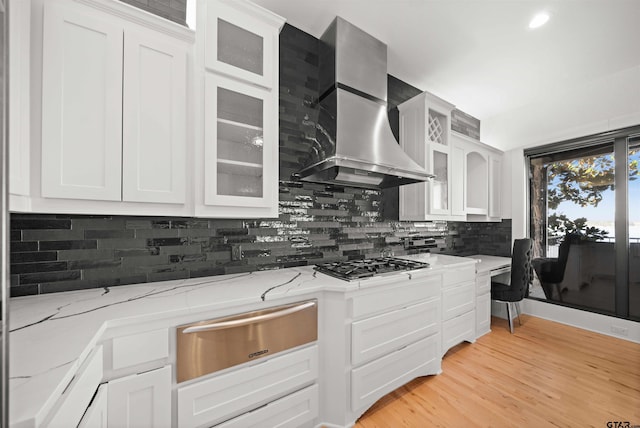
left=251, top=0, right=640, bottom=123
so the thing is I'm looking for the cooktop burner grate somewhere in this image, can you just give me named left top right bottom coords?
left=314, top=257, right=430, bottom=281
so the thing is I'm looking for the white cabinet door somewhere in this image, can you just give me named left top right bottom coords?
left=47, top=346, right=104, bottom=428
left=476, top=292, right=491, bottom=338
left=122, top=30, right=187, bottom=204
left=466, top=150, right=488, bottom=215
left=429, top=143, right=451, bottom=216
left=107, top=365, right=171, bottom=428
left=489, top=154, right=502, bottom=218
left=200, top=72, right=278, bottom=218
left=78, top=384, right=108, bottom=428
left=205, top=0, right=279, bottom=89
left=41, top=1, right=123, bottom=201
left=450, top=141, right=466, bottom=216
left=8, top=0, right=30, bottom=201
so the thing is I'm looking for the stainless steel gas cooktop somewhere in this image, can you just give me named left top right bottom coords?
left=314, top=257, right=430, bottom=281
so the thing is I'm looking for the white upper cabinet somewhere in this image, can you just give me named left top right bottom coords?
left=398, top=91, right=462, bottom=221
left=41, top=1, right=124, bottom=201
left=195, top=0, right=284, bottom=218
left=22, top=0, right=194, bottom=216
left=122, top=30, right=187, bottom=204
left=397, top=89, right=503, bottom=222
left=488, top=154, right=502, bottom=219
left=203, top=74, right=275, bottom=211
left=456, top=131, right=503, bottom=222
left=465, top=149, right=488, bottom=215
left=8, top=0, right=31, bottom=211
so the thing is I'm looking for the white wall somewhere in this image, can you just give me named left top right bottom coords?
left=482, top=65, right=640, bottom=152
left=488, top=65, right=640, bottom=340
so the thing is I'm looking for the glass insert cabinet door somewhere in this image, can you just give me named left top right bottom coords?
left=205, top=1, right=275, bottom=89
left=204, top=73, right=274, bottom=207
left=429, top=144, right=450, bottom=215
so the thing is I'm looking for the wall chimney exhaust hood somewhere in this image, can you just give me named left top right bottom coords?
left=295, top=17, right=434, bottom=189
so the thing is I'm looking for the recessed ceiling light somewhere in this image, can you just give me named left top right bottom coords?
left=529, top=12, right=550, bottom=29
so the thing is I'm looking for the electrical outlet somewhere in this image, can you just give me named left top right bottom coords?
left=610, top=325, right=629, bottom=336
left=231, top=244, right=243, bottom=261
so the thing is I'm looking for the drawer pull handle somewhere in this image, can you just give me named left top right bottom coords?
left=182, top=301, right=316, bottom=334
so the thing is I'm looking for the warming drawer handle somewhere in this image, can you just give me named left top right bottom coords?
left=181, top=301, right=316, bottom=334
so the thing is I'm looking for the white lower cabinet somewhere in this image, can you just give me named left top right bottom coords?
left=476, top=272, right=492, bottom=338
left=351, top=297, right=439, bottom=366
left=78, top=384, right=108, bottom=428
left=441, top=266, right=476, bottom=356
left=215, top=384, right=318, bottom=428
left=107, top=365, right=172, bottom=428
left=341, top=273, right=443, bottom=424
left=177, top=345, right=318, bottom=428
left=46, top=346, right=104, bottom=428
left=351, top=334, right=439, bottom=412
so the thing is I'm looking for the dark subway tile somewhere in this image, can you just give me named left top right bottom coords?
left=97, top=239, right=148, bottom=249
left=171, top=219, right=209, bottom=229
left=39, top=240, right=98, bottom=251
left=40, top=280, right=98, bottom=294
left=11, top=241, right=38, bottom=252
left=135, top=229, right=181, bottom=239
left=67, top=259, right=122, bottom=270
left=148, top=269, right=190, bottom=283
left=10, top=230, right=21, bottom=241
left=11, top=251, right=58, bottom=264
left=71, top=218, right=126, bottom=230
left=11, top=284, right=39, bottom=297
left=114, top=248, right=160, bottom=258
left=19, top=270, right=81, bottom=285
left=22, top=229, right=84, bottom=241
left=11, top=261, right=68, bottom=274
left=11, top=219, right=72, bottom=230
left=84, top=230, right=135, bottom=239
left=146, top=237, right=187, bottom=247
left=58, top=249, right=115, bottom=260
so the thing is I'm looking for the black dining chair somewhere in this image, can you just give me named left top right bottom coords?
left=491, top=238, right=533, bottom=334
left=532, top=233, right=581, bottom=302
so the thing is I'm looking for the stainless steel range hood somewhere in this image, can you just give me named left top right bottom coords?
left=296, top=17, right=434, bottom=189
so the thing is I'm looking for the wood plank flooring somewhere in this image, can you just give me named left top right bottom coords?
left=355, top=316, right=640, bottom=428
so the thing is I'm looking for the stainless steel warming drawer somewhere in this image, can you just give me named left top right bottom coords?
left=176, top=300, right=318, bottom=383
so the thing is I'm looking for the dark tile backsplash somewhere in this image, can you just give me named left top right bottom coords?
left=9, top=24, right=511, bottom=296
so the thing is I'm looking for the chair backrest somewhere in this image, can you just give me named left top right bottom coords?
left=554, top=233, right=581, bottom=281
left=510, top=238, right=533, bottom=299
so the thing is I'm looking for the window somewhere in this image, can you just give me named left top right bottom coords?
left=526, top=126, right=640, bottom=321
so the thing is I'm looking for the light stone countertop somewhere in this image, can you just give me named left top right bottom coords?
left=467, top=254, right=512, bottom=274
left=9, top=254, right=474, bottom=427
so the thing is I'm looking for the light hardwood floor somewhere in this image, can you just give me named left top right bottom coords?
left=355, top=316, right=640, bottom=428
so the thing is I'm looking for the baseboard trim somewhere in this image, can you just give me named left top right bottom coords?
left=522, top=298, right=640, bottom=344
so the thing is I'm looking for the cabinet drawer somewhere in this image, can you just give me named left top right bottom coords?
left=442, top=281, right=475, bottom=320
left=351, top=335, right=439, bottom=412
left=47, top=345, right=103, bottom=428
left=178, top=345, right=318, bottom=428
left=215, top=384, right=318, bottom=428
left=442, top=311, right=475, bottom=354
left=112, top=328, right=169, bottom=370
left=442, top=265, right=475, bottom=287
left=351, top=275, right=440, bottom=319
left=352, top=298, right=439, bottom=366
